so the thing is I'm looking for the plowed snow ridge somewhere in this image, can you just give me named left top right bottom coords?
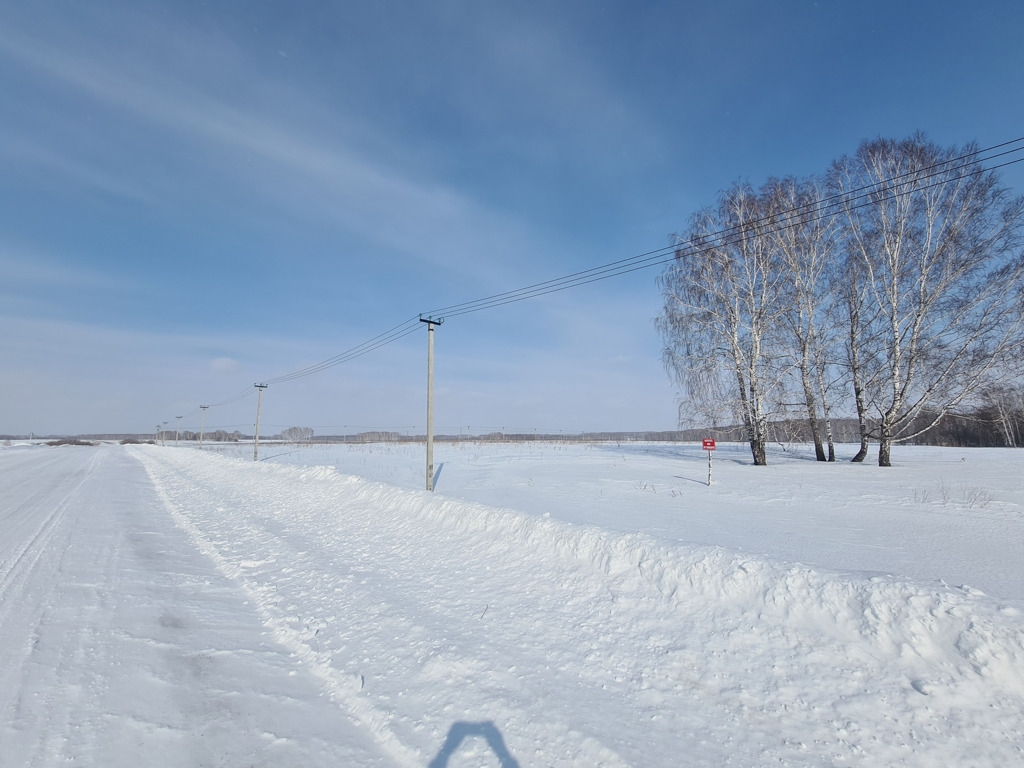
left=132, top=445, right=1024, bottom=766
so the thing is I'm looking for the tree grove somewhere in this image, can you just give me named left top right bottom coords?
left=658, top=133, right=1024, bottom=466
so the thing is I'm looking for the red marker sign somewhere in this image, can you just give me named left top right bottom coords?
left=702, top=438, right=716, bottom=451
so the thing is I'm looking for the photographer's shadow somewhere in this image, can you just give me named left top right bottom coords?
left=428, top=720, right=520, bottom=767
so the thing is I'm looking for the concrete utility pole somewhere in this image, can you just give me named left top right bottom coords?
left=199, top=405, right=209, bottom=449
left=161, top=421, right=168, bottom=446
left=175, top=416, right=182, bottom=446
left=253, top=384, right=268, bottom=461
left=155, top=425, right=160, bottom=444
left=420, top=315, right=443, bottom=491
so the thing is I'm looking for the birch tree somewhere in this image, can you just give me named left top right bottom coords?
left=979, top=384, right=1023, bottom=447
left=765, top=175, right=841, bottom=461
left=658, top=182, right=788, bottom=465
left=831, top=134, right=1024, bottom=466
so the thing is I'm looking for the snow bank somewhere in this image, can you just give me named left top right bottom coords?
left=344, top=458, right=1024, bottom=696
left=219, top=454, right=1024, bottom=692
left=132, top=445, right=1024, bottom=765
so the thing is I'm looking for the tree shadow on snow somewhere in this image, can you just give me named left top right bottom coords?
left=428, top=721, right=520, bottom=767
left=674, top=474, right=714, bottom=486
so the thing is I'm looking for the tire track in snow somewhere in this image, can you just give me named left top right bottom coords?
left=139, top=454, right=430, bottom=767
left=136, top=447, right=637, bottom=767
left=0, top=448, right=101, bottom=636
left=0, top=447, right=117, bottom=765
left=1, top=445, right=400, bottom=766
left=158, top=496, right=427, bottom=767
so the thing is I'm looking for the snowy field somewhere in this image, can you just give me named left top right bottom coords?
left=1, top=440, right=1022, bottom=766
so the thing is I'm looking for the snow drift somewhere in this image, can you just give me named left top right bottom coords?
left=131, top=444, right=1024, bottom=766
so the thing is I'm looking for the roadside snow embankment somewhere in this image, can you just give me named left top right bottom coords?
left=133, top=445, right=1024, bottom=766
left=406, top=467, right=1024, bottom=690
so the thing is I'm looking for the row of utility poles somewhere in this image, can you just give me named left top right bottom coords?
left=157, top=407, right=210, bottom=448
left=165, top=315, right=443, bottom=490
left=159, top=320, right=718, bottom=492
left=246, top=319, right=440, bottom=484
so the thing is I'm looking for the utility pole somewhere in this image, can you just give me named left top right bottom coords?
left=199, top=405, right=209, bottom=449
left=175, top=416, right=182, bottom=446
left=420, top=315, right=443, bottom=491
left=155, top=424, right=160, bottom=444
left=161, top=421, right=168, bottom=446
left=253, top=384, right=267, bottom=461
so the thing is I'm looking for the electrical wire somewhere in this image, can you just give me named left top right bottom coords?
left=209, top=386, right=257, bottom=407
left=263, top=316, right=423, bottom=385
left=185, top=136, right=1024, bottom=414
left=425, top=139, right=1024, bottom=319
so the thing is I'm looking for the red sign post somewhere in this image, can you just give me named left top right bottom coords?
left=702, top=438, right=716, bottom=485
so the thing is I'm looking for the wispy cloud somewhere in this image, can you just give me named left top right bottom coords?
left=0, top=242, right=135, bottom=290
left=0, top=3, right=678, bottom=436
left=0, top=135, right=158, bottom=206
left=0, top=312, right=340, bottom=434
left=466, top=7, right=664, bottom=163
left=0, top=17, right=553, bottom=288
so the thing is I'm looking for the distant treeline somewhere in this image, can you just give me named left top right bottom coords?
left=697, top=404, right=1024, bottom=449
left=5, top=401, right=1021, bottom=448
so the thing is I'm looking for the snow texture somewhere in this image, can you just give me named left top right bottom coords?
left=1, top=440, right=1022, bottom=766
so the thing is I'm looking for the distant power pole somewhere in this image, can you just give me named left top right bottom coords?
left=253, top=384, right=268, bottom=461
left=155, top=424, right=160, bottom=444
left=161, top=421, right=168, bottom=446
left=199, top=405, right=209, bottom=449
left=420, top=315, right=443, bottom=491
left=175, top=416, right=182, bottom=446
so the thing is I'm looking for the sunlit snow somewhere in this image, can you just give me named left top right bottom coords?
left=2, top=440, right=1022, bottom=766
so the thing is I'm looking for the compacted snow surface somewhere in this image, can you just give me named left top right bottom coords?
left=1, top=440, right=1023, bottom=766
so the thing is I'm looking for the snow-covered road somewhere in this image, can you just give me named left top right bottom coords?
left=2, top=442, right=1023, bottom=766
left=0, top=444, right=392, bottom=766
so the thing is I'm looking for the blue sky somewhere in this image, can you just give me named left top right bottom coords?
left=2, top=0, right=1023, bottom=436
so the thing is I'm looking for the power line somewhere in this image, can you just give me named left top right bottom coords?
left=426, top=139, right=1024, bottom=319
left=186, top=136, right=1024, bottom=408
left=263, top=317, right=423, bottom=385
left=211, top=386, right=256, bottom=407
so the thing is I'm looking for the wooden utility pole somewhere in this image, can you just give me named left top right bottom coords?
left=420, top=315, right=443, bottom=490
left=199, top=405, right=209, bottom=449
left=253, top=384, right=268, bottom=461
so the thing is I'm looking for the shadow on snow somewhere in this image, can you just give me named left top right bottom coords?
left=428, top=721, right=520, bottom=768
